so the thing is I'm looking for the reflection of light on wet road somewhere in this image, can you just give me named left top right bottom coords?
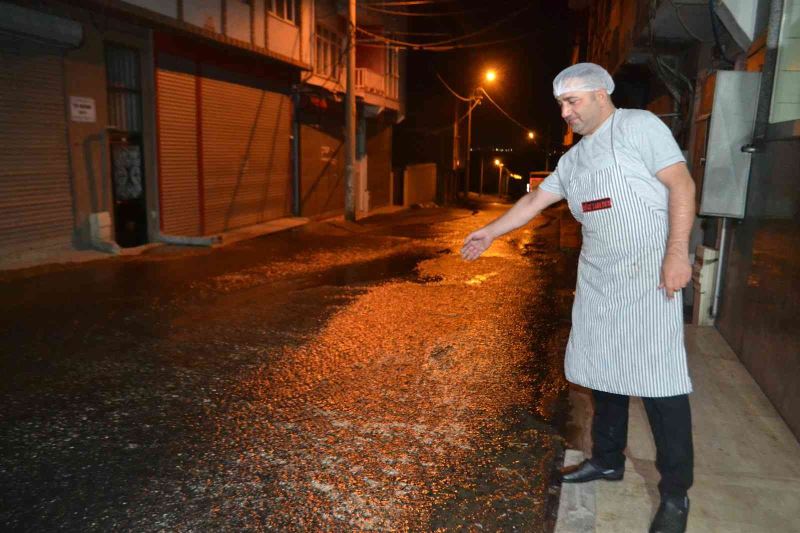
left=204, top=209, right=573, bottom=530
left=0, top=205, right=576, bottom=531
left=466, top=272, right=499, bottom=286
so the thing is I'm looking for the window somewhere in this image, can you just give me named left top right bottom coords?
left=314, top=24, right=343, bottom=80
left=270, top=0, right=298, bottom=24
left=385, top=46, right=400, bottom=99
left=105, top=44, right=142, bottom=134
left=770, top=0, right=800, bottom=123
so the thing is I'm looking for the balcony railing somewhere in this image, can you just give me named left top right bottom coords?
left=385, top=73, right=399, bottom=100
left=355, top=68, right=383, bottom=95
left=355, top=68, right=399, bottom=102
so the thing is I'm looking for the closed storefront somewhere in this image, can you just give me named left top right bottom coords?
left=0, top=42, right=74, bottom=257
left=366, top=117, right=392, bottom=209
left=155, top=55, right=201, bottom=236
left=299, top=121, right=345, bottom=218
left=201, top=67, right=292, bottom=233
left=155, top=34, right=294, bottom=237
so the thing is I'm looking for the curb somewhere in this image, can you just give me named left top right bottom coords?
left=554, top=450, right=596, bottom=533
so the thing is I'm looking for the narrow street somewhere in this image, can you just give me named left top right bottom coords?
left=1, top=202, right=578, bottom=531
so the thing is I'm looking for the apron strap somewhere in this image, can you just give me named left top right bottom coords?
left=567, top=110, right=619, bottom=186
left=610, top=110, right=618, bottom=167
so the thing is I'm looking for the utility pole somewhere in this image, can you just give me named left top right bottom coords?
left=452, top=101, right=460, bottom=171
left=464, top=91, right=482, bottom=198
left=465, top=99, right=473, bottom=197
left=479, top=151, right=484, bottom=196
left=545, top=123, right=551, bottom=171
left=344, top=0, right=356, bottom=221
left=497, top=164, right=503, bottom=195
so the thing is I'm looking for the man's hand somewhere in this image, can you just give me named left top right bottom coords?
left=459, top=189, right=563, bottom=262
left=656, top=162, right=695, bottom=300
left=461, top=229, right=495, bottom=261
left=659, top=252, right=691, bottom=299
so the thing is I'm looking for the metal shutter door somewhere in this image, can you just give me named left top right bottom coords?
left=0, top=47, right=73, bottom=255
left=156, top=66, right=201, bottom=236
left=300, top=124, right=344, bottom=217
left=201, top=76, right=292, bottom=233
left=367, top=122, right=391, bottom=209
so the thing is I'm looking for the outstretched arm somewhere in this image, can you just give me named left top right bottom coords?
left=461, top=188, right=563, bottom=261
left=656, top=162, right=696, bottom=298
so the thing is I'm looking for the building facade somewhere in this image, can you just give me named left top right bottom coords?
left=0, top=0, right=404, bottom=262
left=297, top=0, right=404, bottom=218
left=570, top=0, right=800, bottom=438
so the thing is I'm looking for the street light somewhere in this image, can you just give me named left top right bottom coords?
left=528, top=131, right=535, bottom=140
left=464, top=68, right=499, bottom=197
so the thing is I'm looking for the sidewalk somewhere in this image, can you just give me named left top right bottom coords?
left=555, top=325, right=800, bottom=532
left=0, top=205, right=408, bottom=274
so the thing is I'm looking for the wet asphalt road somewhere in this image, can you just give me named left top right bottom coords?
left=0, top=202, right=578, bottom=532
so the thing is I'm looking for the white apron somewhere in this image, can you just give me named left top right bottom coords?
left=563, top=112, right=692, bottom=397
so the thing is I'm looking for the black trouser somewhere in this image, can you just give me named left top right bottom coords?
left=591, top=389, right=693, bottom=498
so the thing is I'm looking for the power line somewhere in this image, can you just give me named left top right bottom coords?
left=362, top=0, right=461, bottom=5
left=420, top=3, right=533, bottom=47
left=436, top=72, right=471, bottom=101
left=384, top=30, right=452, bottom=37
left=478, top=87, right=532, bottom=133
left=357, top=33, right=529, bottom=51
left=417, top=98, right=480, bottom=136
left=359, top=4, right=489, bottom=16
left=424, top=33, right=530, bottom=50
left=355, top=3, right=533, bottom=49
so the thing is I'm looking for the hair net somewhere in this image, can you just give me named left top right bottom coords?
left=553, top=63, right=615, bottom=97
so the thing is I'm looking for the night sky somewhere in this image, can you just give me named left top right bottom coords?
left=390, top=0, right=574, bottom=177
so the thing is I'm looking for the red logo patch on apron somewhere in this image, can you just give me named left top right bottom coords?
left=581, top=197, right=613, bottom=213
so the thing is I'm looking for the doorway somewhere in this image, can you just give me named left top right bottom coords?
left=105, top=43, right=147, bottom=247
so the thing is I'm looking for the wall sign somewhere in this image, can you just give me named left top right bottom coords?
left=70, top=96, right=96, bottom=123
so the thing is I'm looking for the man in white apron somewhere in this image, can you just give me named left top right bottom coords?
left=461, top=63, right=695, bottom=533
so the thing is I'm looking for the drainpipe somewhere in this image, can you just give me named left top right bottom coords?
left=711, top=217, right=727, bottom=318
left=291, top=89, right=301, bottom=217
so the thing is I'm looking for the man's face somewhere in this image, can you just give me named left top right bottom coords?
left=556, top=89, right=605, bottom=136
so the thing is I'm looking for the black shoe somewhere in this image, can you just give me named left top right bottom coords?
left=560, top=459, right=624, bottom=483
left=649, top=495, right=689, bottom=533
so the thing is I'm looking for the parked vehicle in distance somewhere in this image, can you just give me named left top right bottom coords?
left=528, top=171, right=550, bottom=192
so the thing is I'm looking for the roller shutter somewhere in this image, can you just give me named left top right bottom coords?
left=300, top=124, right=344, bottom=218
left=0, top=45, right=73, bottom=256
left=367, top=121, right=392, bottom=209
left=201, top=74, right=292, bottom=233
left=156, top=56, right=201, bottom=236
left=155, top=52, right=292, bottom=236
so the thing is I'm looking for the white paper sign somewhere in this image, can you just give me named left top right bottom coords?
left=70, top=96, right=96, bottom=123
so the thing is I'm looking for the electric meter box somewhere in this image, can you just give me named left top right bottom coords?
left=699, top=71, right=761, bottom=219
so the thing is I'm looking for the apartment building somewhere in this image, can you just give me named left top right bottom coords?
left=0, top=0, right=405, bottom=259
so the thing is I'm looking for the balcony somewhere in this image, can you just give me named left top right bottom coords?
left=355, top=68, right=399, bottom=104
left=355, top=68, right=384, bottom=95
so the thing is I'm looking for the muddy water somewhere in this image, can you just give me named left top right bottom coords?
left=0, top=204, right=577, bottom=531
